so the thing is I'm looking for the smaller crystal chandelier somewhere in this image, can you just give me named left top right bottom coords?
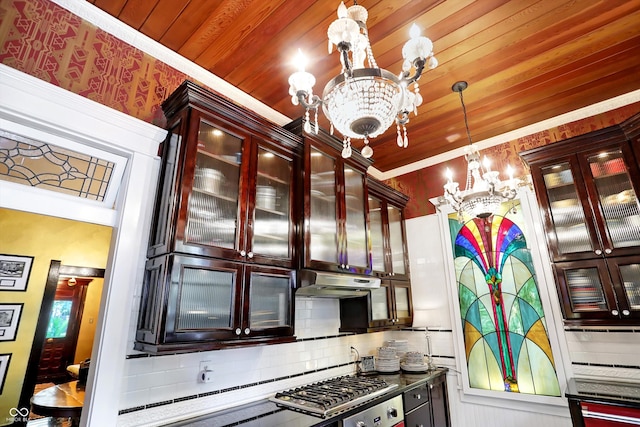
left=288, top=1, right=438, bottom=159
left=443, top=81, right=517, bottom=220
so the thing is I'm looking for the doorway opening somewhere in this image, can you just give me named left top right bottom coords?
left=20, top=262, right=106, bottom=426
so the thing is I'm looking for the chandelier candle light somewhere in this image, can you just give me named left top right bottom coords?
left=288, top=1, right=438, bottom=159
left=443, top=81, right=518, bottom=220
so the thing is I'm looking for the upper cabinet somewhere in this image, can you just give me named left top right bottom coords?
left=521, top=115, right=640, bottom=324
left=137, top=81, right=301, bottom=353
left=148, top=83, right=301, bottom=268
left=285, top=119, right=372, bottom=274
left=523, top=132, right=640, bottom=262
left=367, top=178, right=410, bottom=279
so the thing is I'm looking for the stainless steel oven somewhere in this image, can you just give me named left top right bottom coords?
left=340, top=394, right=404, bottom=427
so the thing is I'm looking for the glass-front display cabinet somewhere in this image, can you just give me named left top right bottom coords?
left=522, top=121, right=640, bottom=325
left=286, top=119, right=372, bottom=274
left=367, top=178, right=410, bottom=279
left=137, top=81, right=300, bottom=353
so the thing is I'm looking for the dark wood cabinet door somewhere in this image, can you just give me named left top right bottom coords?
left=242, top=265, right=295, bottom=338
left=607, top=255, right=640, bottom=321
left=429, top=375, right=450, bottom=427
left=577, top=142, right=640, bottom=259
left=553, top=259, right=620, bottom=323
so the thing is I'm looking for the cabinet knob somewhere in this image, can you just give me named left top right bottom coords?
left=240, top=250, right=246, bottom=257
left=622, top=310, right=630, bottom=316
left=244, top=328, right=250, bottom=335
left=612, top=309, right=619, bottom=316
left=595, top=249, right=602, bottom=255
left=604, top=248, right=612, bottom=254
left=235, top=328, right=241, bottom=335
left=429, top=383, right=434, bottom=389
left=247, top=251, right=254, bottom=259
left=414, top=393, right=422, bottom=400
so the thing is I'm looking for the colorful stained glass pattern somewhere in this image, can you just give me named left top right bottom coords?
left=450, top=202, right=560, bottom=396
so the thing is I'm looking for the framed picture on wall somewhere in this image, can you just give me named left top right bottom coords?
left=0, top=304, right=23, bottom=342
left=0, top=353, right=10, bottom=394
left=0, top=254, right=34, bottom=292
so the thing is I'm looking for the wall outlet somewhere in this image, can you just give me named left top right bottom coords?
left=198, top=360, right=213, bottom=383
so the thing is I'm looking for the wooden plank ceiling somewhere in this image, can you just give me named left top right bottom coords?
left=88, top=0, right=640, bottom=172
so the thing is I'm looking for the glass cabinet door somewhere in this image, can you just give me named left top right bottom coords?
left=541, top=161, right=597, bottom=257
left=252, top=147, right=292, bottom=260
left=584, top=149, right=640, bottom=251
left=388, top=205, right=406, bottom=276
left=309, top=148, right=338, bottom=263
left=553, top=260, right=618, bottom=320
left=343, top=167, right=368, bottom=269
left=368, top=196, right=385, bottom=272
left=165, top=255, right=242, bottom=342
left=609, top=256, right=640, bottom=320
left=394, top=284, right=411, bottom=319
left=186, top=121, right=242, bottom=250
left=246, top=267, right=294, bottom=335
left=371, top=286, right=391, bottom=324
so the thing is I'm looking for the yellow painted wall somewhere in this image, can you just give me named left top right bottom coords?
left=0, top=208, right=112, bottom=425
left=74, top=278, right=103, bottom=363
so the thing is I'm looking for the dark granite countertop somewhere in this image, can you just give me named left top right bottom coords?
left=565, top=377, right=640, bottom=409
left=164, top=368, right=448, bottom=427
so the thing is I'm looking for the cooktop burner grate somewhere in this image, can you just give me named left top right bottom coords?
left=270, top=375, right=397, bottom=418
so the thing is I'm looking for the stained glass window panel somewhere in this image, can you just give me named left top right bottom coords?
left=449, top=202, right=560, bottom=396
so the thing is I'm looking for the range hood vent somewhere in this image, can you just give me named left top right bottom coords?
left=296, top=269, right=380, bottom=298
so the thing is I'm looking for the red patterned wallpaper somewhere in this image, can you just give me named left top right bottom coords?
left=0, top=0, right=189, bottom=127
left=1, top=0, right=639, bottom=219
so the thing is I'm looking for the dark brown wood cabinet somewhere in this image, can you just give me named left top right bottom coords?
left=285, top=119, right=372, bottom=275
left=367, top=178, right=410, bottom=279
left=521, top=114, right=640, bottom=325
left=340, top=181, right=413, bottom=332
left=136, top=81, right=301, bottom=353
left=403, top=371, right=450, bottom=427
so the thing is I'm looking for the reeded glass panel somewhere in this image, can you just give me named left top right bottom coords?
left=177, top=267, right=234, bottom=330
left=394, top=286, right=410, bottom=318
left=542, top=163, right=593, bottom=254
left=310, top=149, right=338, bottom=263
left=186, top=121, right=241, bottom=249
left=587, top=150, right=640, bottom=249
left=45, top=300, right=72, bottom=338
left=249, top=271, right=291, bottom=328
left=371, top=287, right=390, bottom=321
left=344, top=168, right=367, bottom=267
left=388, top=206, right=405, bottom=274
left=253, top=148, right=291, bottom=257
left=369, top=197, right=385, bottom=271
left=565, top=268, right=608, bottom=312
left=619, top=263, right=640, bottom=310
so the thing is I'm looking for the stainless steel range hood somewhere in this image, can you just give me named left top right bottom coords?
left=296, top=269, right=380, bottom=298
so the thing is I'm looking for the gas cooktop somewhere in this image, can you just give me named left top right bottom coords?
left=269, top=375, right=398, bottom=418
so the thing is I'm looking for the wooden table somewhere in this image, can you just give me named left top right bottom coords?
left=30, top=381, right=85, bottom=426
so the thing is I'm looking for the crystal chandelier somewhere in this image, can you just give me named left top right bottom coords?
left=288, top=1, right=438, bottom=159
left=443, top=81, right=517, bottom=220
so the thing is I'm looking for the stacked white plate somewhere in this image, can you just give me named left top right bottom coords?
left=401, top=351, right=428, bottom=373
left=386, top=339, right=408, bottom=358
left=376, top=346, right=400, bottom=373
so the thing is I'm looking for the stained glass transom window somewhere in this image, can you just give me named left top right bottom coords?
left=0, top=130, right=114, bottom=201
left=449, top=202, right=561, bottom=396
